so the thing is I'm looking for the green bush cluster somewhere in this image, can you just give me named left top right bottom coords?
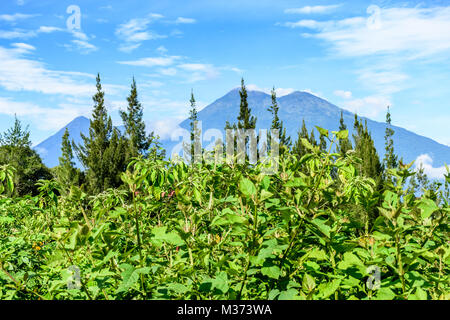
left=0, top=131, right=448, bottom=300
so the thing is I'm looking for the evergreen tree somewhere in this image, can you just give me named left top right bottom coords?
left=237, top=78, right=257, bottom=130
left=237, top=78, right=257, bottom=162
left=186, top=90, right=202, bottom=163
left=76, top=73, right=127, bottom=194
left=0, top=115, right=51, bottom=196
left=267, top=87, right=291, bottom=155
left=319, top=132, right=327, bottom=152
left=292, top=120, right=310, bottom=159
left=337, top=111, right=352, bottom=156
left=55, top=128, right=83, bottom=191
left=353, top=115, right=383, bottom=186
left=121, top=77, right=164, bottom=161
left=383, top=106, right=398, bottom=181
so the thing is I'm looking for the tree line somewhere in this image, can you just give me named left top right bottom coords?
left=0, top=75, right=445, bottom=198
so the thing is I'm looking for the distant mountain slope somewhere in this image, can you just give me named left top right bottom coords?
left=34, top=116, right=90, bottom=168
left=175, top=89, right=450, bottom=167
left=34, top=89, right=450, bottom=170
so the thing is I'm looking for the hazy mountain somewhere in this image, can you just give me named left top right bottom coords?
left=34, top=89, right=450, bottom=170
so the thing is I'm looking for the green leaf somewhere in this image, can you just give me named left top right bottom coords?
left=315, top=126, right=329, bottom=137
left=211, top=271, right=229, bottom=294
left=374, top=287, right=396, bottom=300
left=239, top=177, right=256, bottom=198
left=302, top=273, right=316, bottom=292
left=310, top=218, right=331, bottom=238
left=417, top=199, right=438, bottom=220
left=211, top=208, right=248, bottom=227
left=268, top=289, right=280, bottom=300
left=152, top=226, right=184, bottom=246
left=338, top=252, right=364, bottom=270
left=278, top=289, right=301, bottom=300
left=167, top=283, right=189, bottom=294
left=260, top=189, right=273, bottom=201
left=193, top=187, right=202, bottom=205
left=336, top=130, right=348, bottom=140
left=261, top=264, right=281, bottom=280
left=318, top=279, right=341, bottom=299
left=300, top=138, right=314, bottom=151
left=116, top=264, right=150, bottom=293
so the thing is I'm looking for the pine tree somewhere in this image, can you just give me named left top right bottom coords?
left=237, top=78, right=257, bottom=130
left=338, top=111, right=352, bottom=156
left=121, top=77, right=163, bottom=161
left=267, top=87, right=291, bottom=155
left=186, top=90, right=202, bottom=163
left=353, top=116, right=383, bottom=186
left=383, top=106, right=398, bottom=182
left=292, top=119, right=310, bottom=159
left=76, top=73, right=127, bottom=194
left=0, top=116, right=51, bottom=195
left=319, top=132, right=327, bottom=152
left=237, top=78, right=257, bottom=162
left=55, top=128, right=82, bottom=191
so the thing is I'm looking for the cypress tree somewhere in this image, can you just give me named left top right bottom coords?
left=186, top=90, right=202, bottom=163
left=76, top=73, right=126, bottom=194
left=267, top=87, right=291, bottom=155
left=319, top=132, right=327, bottom=152
left=338, top=111, right=352, bottom=156
left=353, top=116, right=383, bottom=186
left=383, top=106, right=398, bottom=182
left=237, top=78, right=257, bottom=162
left=0, top=115, right=51, bottom=196
left=237, top=78, right=257, bottom=130
left=121, top=77, right=163, bottom=161
left=292, top=119, right=310, bottom=159
left=55, top=128, right=82, bottom=191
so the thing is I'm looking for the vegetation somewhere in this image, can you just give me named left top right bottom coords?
left=0, top=78, right=448, bottom=300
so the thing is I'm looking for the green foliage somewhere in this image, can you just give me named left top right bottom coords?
left=75, top=74, right=128, bottom=194
left=120, top=77, right=164, bottom=162
left=54, top=129, right=84, bottom=194
left=338, top=111, right=352, bottom=157
left=0, top=116, right=51, bottom=196
left=267, top=87, right=291, bottom=155
left=0, top=130, right=447, bottom=301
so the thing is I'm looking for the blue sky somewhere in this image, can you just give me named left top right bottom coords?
left=0, top=0, right=449, bottom=156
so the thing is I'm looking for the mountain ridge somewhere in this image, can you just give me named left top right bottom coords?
left=34, top=89, right=450, bottom=172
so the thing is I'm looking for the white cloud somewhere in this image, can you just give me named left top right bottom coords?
left=37, top=26, right=65, bottom=33
left=70, top=40, right=98, bottom=54
left=119, top=43, right=141, bottom=53
left=175, top=17, right=196, bottom=24
left=158, top=67, right=178, bottom=76
left=146, top=118, right=184, bottom=140
left=283, top=19, right=326, bottom=29
left=178, top=63, right=220, bottom=82
left=156, top=45, right=168, bottom=53
left=285, top=4, right=342, bottom=15
left=414, top=154, right=447, bottom=180
left=0, top=29, right=35, bottom=39
left=115, top=14, right=165, bottom=52
left=341, top=95, right=391, bottom=118
left=334, top=90, right=352, bottom=99
left=118, top=56, right=180, bottom=67
left=0, top=97, right=90, bottom=131
left=0, top=13, right=36, bottom=22
left=284, top=6, right=450, bottom=59
left=356, top=66, right=409, bottom=95
left=11, top=42, right=35, bottom=53
left=0, top=45, right=97, bottom=97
